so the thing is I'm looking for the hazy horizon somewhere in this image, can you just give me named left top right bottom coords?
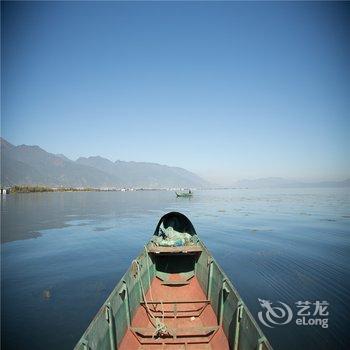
left=2, top=2, right=349, bottom=184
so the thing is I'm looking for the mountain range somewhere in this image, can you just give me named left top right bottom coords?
left=1, top=138, right=349, bottom=189
left=0, top=138, right=208, bottom=188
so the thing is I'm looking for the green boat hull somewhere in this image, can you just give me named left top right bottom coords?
left=74, top=212, right=272, bottom=350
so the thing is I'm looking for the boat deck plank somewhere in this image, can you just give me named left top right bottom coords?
left=118, top=275, right=229, bottom=350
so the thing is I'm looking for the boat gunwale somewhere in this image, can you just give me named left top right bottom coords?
left=197, top=239, right=273, bottom=349
left=74, top=236, right=273, bottom=350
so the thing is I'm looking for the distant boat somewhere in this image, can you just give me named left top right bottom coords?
left=175, top=191, right=193, bottom=198
left=74, top=212, right=272, bottom=350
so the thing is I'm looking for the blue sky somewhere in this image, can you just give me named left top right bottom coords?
left=2, top=2, right=349, bottom=183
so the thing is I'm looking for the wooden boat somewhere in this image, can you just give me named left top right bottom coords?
left=74, top=212, right=272, bottom=350
left=175, top=191, right=193, bottom=198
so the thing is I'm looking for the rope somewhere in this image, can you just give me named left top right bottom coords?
left=144, top=245, right=153, bottom=302
left=134, top=256, right=170, bottom=339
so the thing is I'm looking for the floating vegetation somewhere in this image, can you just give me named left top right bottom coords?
left=11, top=185, right=54, bottom=193
left=28, top=231, right=41, bottom=239
left=10, top=185, right=99, bottom=193
left=250, top=228, right=273, bottom=234
left=42, top=289, right=52, bottom=300
left=93, top=226, right=113, bottom=232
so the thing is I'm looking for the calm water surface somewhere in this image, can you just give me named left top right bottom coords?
left=1, top=189, right=350, bottom=350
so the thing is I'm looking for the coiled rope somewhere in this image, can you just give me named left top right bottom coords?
left=133, top=247, right=170, bottom=338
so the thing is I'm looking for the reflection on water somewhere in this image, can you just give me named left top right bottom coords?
left=1, top=189, right=350, bottom=349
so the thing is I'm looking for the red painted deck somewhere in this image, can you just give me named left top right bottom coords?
left=119, top=275, right=230, bottom=350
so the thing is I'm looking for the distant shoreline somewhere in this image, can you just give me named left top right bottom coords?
left=2, top=184, right=349, bottom=194
left=5, top=185, right=194, bottom=194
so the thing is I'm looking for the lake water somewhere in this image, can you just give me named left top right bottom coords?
left=1, top=189, right=350, bottom=350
